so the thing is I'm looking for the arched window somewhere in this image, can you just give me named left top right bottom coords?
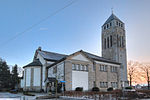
left=110, top=35, right=112, bottom=47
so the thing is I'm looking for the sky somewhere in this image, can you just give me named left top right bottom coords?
left=0, top=0, right=150, bottom=67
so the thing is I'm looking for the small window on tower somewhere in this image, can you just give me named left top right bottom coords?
left=104, top=26, right=106, bottom=30
left=121, top=24, right=123, bottom=27
left=116, top=21, right=118, bottom=26
left=110, top=22, right=112, bottom=26
left=107, top=24, right=109, bottom=28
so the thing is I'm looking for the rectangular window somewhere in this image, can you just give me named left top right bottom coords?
left=53, top=66, right=57, bottom=74
left=110, top=22, right=112, bottom=26
left=104, top=26, right=106, bottom=30
left=111, top=66, right=117, bottom=72
left=72, top=64, right=75, bottom=70
left=104, top=38, right=106, bottom=49
left=122, top=36, right=124, bottom=47
left=116, top=21, right=118, bottom=25
left=111, top=82, right=118, bottom=88
left=110, top=35, right=112, bottom=47
left=107, top=37, right=109, bottom=48
left=85, top=65, right=88, bottom=71
left=100, top=82, right=108, bottom=88
left=76, top=64, right=80, bottom=71
left=93, top=65, right=96, bottom=71
left=100, top=65, right=107, bottom=72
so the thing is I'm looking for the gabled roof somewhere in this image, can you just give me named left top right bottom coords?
left=103, top=13, right=123, bottom=26
left=37, top=50, right=68, bottom=62
left=82, top=51, right=120, bottom=65
left=23, top=59, right=42, bottom=68
left=47, top=50, right=120, bottom=69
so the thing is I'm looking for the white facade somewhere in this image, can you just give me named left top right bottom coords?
left=71, top=54, right=89, bottom=62
left=26, top=68, right=31, bottom=86
left=72, top=71, right=88, bottom=90
left=33, top=68, right=41, bottom=86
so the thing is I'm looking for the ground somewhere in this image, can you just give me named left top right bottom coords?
left=0, top=92, right=55, bottom=100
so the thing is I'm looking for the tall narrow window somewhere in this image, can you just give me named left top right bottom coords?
left=104, top=38, right=106, bottom=49
left=110, top=35, right=112, bottom=47
left=122, top=36, right=124, bottom=47
left=107, top=37, right=109, bottom=48
left=117, top=35, right=119, bottom=47
left=120, top=36, right=122, bottom=47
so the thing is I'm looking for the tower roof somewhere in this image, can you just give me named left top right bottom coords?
left=103, top=13, right=123, bottom=26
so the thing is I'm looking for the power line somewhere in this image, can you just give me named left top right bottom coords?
left=0, top=0, right=78, bottom=48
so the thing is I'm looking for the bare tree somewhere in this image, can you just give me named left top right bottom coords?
left=127, top=61, right=138, bottom=86
left=140, top=63, right=150, bottom=89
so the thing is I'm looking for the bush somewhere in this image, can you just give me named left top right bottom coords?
left=92, top=87, right=100, bottom=92
left=23, top=91, right=35, bottom=96
left=107, top=87, right=113, bottom=91
left=75, top=87, right=83, bottom=91
left=125, top=87, right=132, bottom=89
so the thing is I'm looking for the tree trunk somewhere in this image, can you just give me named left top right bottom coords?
left=129, top=75, right=132, bottom=86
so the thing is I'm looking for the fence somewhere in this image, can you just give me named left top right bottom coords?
left=62, top=90, right=150, bottom=100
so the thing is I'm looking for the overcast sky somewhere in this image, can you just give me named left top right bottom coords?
left=0, top=0, right=150, bottom=67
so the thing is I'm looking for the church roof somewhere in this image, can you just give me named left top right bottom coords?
left=82, top=51, right=120, bottom=64
left=23, top=59, right=42, bottom=68
left=47, top=50, right=120, bottom=69
left=38, top=50, right=68, bottom=62
left=103, top=13, right=123, bottom=26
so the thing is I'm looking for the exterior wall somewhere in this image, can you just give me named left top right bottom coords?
left=95, top=61, right=121, bottom=90
left=69, top=54, right=92, bottom=90
left=37, top=53, right=46, bottom=65
left=102, top=18, right=128, bottom=85
left=24, top=66, right=42, bottom=91
left=88, top=63, right=95, bottom=90
left=48, top=62, right=64, bottom=81
left=64, top=61, right=72, bottom=91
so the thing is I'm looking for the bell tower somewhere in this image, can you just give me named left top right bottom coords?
left=101, top=13, right=128, bottom=86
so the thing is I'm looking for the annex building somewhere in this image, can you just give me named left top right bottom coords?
left=21, top=13, right=128, bottom=92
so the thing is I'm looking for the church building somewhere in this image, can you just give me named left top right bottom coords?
left=20, top=13, right=128, bottom=92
